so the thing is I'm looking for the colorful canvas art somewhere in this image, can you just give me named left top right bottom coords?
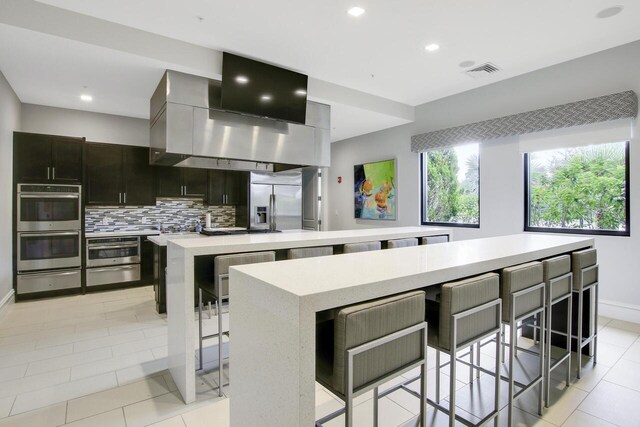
left=354, top=159, right=396, bottom=220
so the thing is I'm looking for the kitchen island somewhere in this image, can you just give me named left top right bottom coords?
left=228, top=234, right=594, bottom=426
left=164, top=226, right=453, bottom=403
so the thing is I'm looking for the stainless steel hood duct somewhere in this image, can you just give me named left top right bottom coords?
left=149, top=70, right=330, bottom=171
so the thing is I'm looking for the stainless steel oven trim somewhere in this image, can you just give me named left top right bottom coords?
left=86, top=236, right=141, bottom=268
left=17, top=268, right=82, bottom=295
left=86, top=264, right=141, bottom=287
left=17, top=231, right=82, bottom=272
left=17, top=185, right=82, bottom=232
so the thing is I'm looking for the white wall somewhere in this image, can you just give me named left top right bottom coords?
left=21, top=104, right=149, bottom=146
left=327, top=40, right=640, bottom=321
left=0, top=70, right=21, bottom=307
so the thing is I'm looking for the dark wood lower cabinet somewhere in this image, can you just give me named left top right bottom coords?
left=153, top=245, right=167, bottom=313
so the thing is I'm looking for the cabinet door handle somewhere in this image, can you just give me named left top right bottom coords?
left=119, top=193, right=122, bottom=204
left=52, top=167, right=55, bottom=180
left=183, top=185, right=187, bottom=196
left=123, top=193, right=127, bottom=204
left=47, top=167, right=50, bottom=180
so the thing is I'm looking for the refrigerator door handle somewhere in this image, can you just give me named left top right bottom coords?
left=272, top=194, right=276, bottom=231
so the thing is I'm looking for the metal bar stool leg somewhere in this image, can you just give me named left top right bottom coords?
left=217, top=298, right=223, bottom=397
left=594, top=284, right=599, bottom=365
left=577, top=284, right=583, bottom=379
left=198, top=289, right=204, bottom=371
left=373, top=386, right=379, bottom=427
left=566, top=294, right=572, bottom=388
left=545, top=291, right=552, bottom=406
left=435, top=350, right=441, bottom=403
left=508, top=308, right=517, bottom=426
left=538, top=309, right=545, bottom=416
left=449, top=344, right=457, bottom=427
left=476, top=342, right=481, bottom=379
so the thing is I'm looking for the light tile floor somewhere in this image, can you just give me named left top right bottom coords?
left=0, top=286, right=638, bottom=426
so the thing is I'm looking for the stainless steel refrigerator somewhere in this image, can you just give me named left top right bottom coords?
left=250, top=171, right=302, bottom=231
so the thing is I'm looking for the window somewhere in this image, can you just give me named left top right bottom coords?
left=421, top=143, right=480, bottom=227
left=524, top=141, right=629, bottom=236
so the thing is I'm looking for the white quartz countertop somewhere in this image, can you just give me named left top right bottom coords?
left=168, top=226, right=452, bottom=255
left=231, top=234, right=593, bottom=305
left=148, top=232, right=206, bottom=246
left=85, top=230, right=160, bottom=238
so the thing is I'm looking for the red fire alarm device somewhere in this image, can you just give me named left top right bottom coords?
left=337, top=176, right=342, bottom=184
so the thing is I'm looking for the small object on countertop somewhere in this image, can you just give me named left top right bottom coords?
left=195, top=220, right=203, bottom=233
left=205, top=213, right=212, bottom=229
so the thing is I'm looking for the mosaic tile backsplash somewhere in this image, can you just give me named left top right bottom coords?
left=85, top=199, right=236, bottom=232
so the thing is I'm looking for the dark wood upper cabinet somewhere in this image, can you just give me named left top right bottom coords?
left=85, top=143, right=155, bottom=206
left=122, top=146, right=156, bottom=206
left=157, top=167, right=208, bottom=200
left=207, top=170, right=248, bottom=206
left=182, top=169, right=208, bottom=198
left=156, top=167, right=183, bottom=198
left=85, top=143, right=123, bottom=205
left=207, top=169, right=226, bottom=205
left=14, top=132, right=83, bottom=184
left=225, top=171, right=249, bottom=206
left=51, top=138, right=83, bottom=183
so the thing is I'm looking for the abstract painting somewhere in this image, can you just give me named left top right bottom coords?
left=354, top=159, right=396, bottom=220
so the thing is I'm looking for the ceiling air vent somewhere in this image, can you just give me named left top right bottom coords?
left=465, top=62, right=502, bottom=79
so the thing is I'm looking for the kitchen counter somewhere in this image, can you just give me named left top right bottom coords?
left=228, top=234, right=595, bottom=426
left=147, top=232, right=204, bottom=246
left=85, top=230, right=160, bottom=238
left=167, top=226, right=451, bottom=255
left=166, top=226, right=453, bottom=404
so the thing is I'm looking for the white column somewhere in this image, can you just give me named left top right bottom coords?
left=229, top=268, right=316, bottom=426
left=167, top=243, right=197, bottom=403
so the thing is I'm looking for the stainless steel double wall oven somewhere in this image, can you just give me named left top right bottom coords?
left=16, top=184, right=82, bottom=295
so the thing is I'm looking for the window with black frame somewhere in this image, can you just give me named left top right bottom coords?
left=524, top=141, right=630, bottom=236
left=421, top=143, right=480, bottom=227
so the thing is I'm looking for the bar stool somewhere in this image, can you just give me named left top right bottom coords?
left=343, top=241, right=381, bottom=253
left=422, top=235, right=449, bottom=245
left=499, top=262, right=546, bottom=425
left=539, top=255, right=573, bottom=406
left=198, top=251, right=276, bottom=396
left=572, top=248, right=599, bottom=379
left=425, top=273, right=502, bottom=427
left=287, top=246, right=333, bottom=259
left=387, top=238, right=418, bottom=248
left=315, top=291, right=428, bottom=427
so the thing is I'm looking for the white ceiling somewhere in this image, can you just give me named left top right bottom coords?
left=1, top=0, right=640, bottom=142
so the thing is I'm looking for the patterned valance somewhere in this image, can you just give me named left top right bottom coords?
left=411, top=90, right=638, bottom=153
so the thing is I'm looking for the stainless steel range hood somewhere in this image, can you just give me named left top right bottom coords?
left=149, top=70, right=330, bottom=172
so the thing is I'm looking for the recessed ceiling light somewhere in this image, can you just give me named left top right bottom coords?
left=260, top=94, right=272, bottom=102
left=235, top=75, right=249, bottom=84
left=596, top=5, right=624, bottom=18
left=80, top=94, right=93, bottom=102
left=294, top=89, right=307, bottom=96
left=347, top=6, right=365, bottom=17
left=425, top=43, right=440, bottom=52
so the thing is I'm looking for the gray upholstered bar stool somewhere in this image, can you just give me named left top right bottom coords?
left=498, top=262, right=546, bottom=425
left=387, top=238, right=418, bottom=248
left=541, top=255, right=573, bottom=406
left=422, top=235, right=449, bottom=245
left=571, top=248, right=599, bottom=379
left=343, top=241, right=381, bottom=253
left=426, top=273, right=502, bottom=427
left=198, top=251, right=276, bottom=396
left=287, top=246, right=333, bottom=259
left=315, top=291, right=428, bottom=427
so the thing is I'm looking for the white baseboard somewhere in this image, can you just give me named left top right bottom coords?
left=0, top=289, right=15, bottom=318
left=599, top=299, right=640, bottom=324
